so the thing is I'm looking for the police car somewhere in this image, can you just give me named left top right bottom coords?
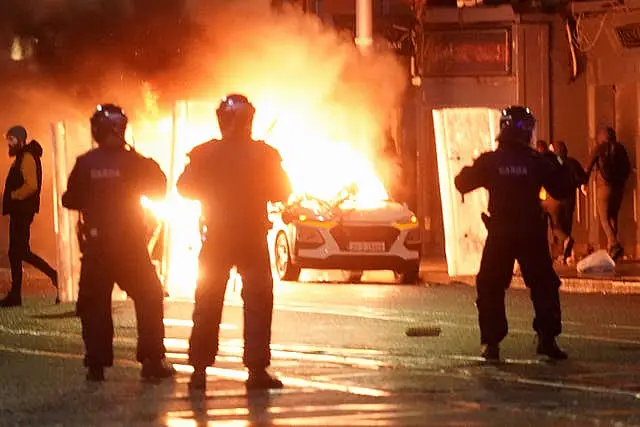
left=268, top=186, right=422, bottom=284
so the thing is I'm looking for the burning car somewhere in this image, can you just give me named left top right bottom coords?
left=268, top=185, right=422, bottom=284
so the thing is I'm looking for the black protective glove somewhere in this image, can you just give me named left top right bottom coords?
left=481, top=212, right=491, bottom=230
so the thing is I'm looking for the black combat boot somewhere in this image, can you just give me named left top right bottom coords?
left=246, top=369, right=284, bottom=390
left=0, top=294, right=21, bottom=308
left=141, top=358, right=176, bottom=381
left=52, top=272, right=60, bottom=304
left=537, top=336, right=568, bottom=360
left=86, top=366, right=105, bottom=382
left=480, top=344, right=500, bottom=361
left=188, top=368, right=207, bottom=391
left=609, top=244, right=623, bottom=262
left=562, top=237, right=575, bottom=263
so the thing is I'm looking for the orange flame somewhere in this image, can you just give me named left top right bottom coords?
left=128, top=5, right=405, bottom=297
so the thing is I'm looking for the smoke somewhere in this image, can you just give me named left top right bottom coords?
left=155, top=0, right=408, bottom=197
left=184, top=0, right=405, bottom=131
left=0, top=0, right=409, bottom=264
left=1, top=0, right=408, bottom=189
left=0, top=0, right=407, bottom=166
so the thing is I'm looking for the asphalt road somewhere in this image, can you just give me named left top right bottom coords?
left=2, top=272, right=640, bottom=426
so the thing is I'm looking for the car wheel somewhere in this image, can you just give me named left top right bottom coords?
left=347, top=270, right=363, bottom=283
left=396, top=264, right=420, bottom=285
left=274, top=231, right=301, bottom=281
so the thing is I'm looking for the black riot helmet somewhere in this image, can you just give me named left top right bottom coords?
left=216, top=94, right=255, bottom=140
left=498, top=106, right=536, bottom=147
left=90, top=104, right=128, bottom=148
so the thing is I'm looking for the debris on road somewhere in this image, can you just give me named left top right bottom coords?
left=405, top=326, right=441, bottom=337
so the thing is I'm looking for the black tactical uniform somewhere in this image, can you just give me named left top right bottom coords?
left=455, top=106, right=573, bottom=361
left=177, top=94, right=291, bottom=391
left=62, top=104, right=174, bottom=382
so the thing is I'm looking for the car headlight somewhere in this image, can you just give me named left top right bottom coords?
left=400, top=215, right=418, bottom=224
left=394, top=214, right=419, bottom=229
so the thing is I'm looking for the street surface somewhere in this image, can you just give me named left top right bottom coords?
left=2, top=270, right=640, bottom=426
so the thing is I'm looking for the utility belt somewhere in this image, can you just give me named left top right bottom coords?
left=77, top=216, right=89, bottom=253
left=77, top=216, right=144, bottom=252
left=481, top=212, right=491, bottom=230
left=77, top=216, right=104, bottom=253
left=481, top=212, right=546, bottom=234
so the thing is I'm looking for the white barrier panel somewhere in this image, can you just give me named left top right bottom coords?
left=50, top=122, right=91, bottom=303
left=432, top=108, right=500, bottom=277
left=51, top=101, right=234, bottom=302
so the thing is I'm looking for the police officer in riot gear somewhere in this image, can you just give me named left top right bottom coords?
left=62, top=104, right=174, bottom=382
left=455, top=106, right=573, bottom=361
left=177, top=94, right=292, bottom=391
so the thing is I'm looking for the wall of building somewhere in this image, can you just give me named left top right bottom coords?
left=412, top=6, right=562, bottom=258
left=578, top=9, right=640, bottom=257
left=546, top=15, right=591, bottom=254
left=412, top=10, right=631, bottom=260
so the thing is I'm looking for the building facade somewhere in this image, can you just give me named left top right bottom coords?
left=313, top=0, right=636, bottom=262
left=572, top=2, right=640, bottom=258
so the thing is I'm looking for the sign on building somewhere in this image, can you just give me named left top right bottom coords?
left=422, top=28, right=512, bottom=76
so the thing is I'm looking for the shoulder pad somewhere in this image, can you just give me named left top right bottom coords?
left=137, top=153, right=156, bottom=163
left=475, top=151, right=493, bottom=162
left=78, top=147, right=101, bottom=161
left=188, top=140, right=220, bottom=159
left=254, top=141, right=282, bottom=161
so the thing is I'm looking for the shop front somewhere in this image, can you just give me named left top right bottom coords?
left=415, top=5, right=552, bottom=275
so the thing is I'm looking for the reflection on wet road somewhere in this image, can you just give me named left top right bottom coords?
left=155, top=281, right=640, bottom=426
left=4, top=281, right=640, bottom=425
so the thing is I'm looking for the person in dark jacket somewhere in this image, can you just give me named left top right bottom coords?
left=62, top=104, right=174, bottom=382
left=535, top=140, right=563, bottom=248
left=548, top=141, right=588, bottom=263
left=585, top=126, right=631, bottom=261
left=177, top=94, right=292, bottom=391
left=535, top=140, right=556, bottom=160
left=1, top=126, right=58, bottom=307
left=455, top=106, right=573, bottom=361
left=535, top=140, right=562, bottom=201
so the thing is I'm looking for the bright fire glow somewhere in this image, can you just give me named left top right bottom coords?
left=130, top=89, right=395, bottom=298
left=141, top=194, right=202, bottom=296
left=255, top=116, right=389, bottom=203
left=133, top=104, right=391, bottom=298
left=131, top=100, right=220, bottom=299
left=127, top=5, right=404, bottom=298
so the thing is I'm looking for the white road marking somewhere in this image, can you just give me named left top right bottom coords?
left=171, top=363, right=389, bottom=397
left=163, top=318, right=236, bottom=330
left=163, top=337, right=385, bottom=369
left=1, top=342, right=640, bottom=402
left=514, top=377, right=640, bottom=399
